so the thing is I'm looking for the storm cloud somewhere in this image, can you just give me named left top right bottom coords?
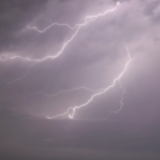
left=0, top=0, right=160, bottom=159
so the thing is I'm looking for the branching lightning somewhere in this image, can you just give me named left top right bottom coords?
left=0, top=2, right=120, bottom=63
left=104, top=81, right=126, bottom=119
left=0, top=2, right=131, bottom=120
left=47, top=47, right=131, bottom=119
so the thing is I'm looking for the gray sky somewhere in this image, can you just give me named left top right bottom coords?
left=0, top=0, right=160, bottom=159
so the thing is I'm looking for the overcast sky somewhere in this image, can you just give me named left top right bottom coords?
left=0, top=0, right=160, bottom=159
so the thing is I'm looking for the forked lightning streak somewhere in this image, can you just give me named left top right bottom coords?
left=0, top=2, right=120, bottom=62
left=0, top=2, right=129, bottom=120
left=47, top=47, right=131, bottom=119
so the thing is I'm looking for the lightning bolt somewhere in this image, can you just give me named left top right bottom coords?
left=0, top=2, right=120, bottom=63
left=47, top=47, right=131, bottom=119
left=0, top=2, right=128, bottom=120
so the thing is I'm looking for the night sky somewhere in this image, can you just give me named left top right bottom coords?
left=0, top=0, right=160, bottom=159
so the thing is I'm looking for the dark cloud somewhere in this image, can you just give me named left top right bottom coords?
left=0, top=0, right=160, bottom=159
